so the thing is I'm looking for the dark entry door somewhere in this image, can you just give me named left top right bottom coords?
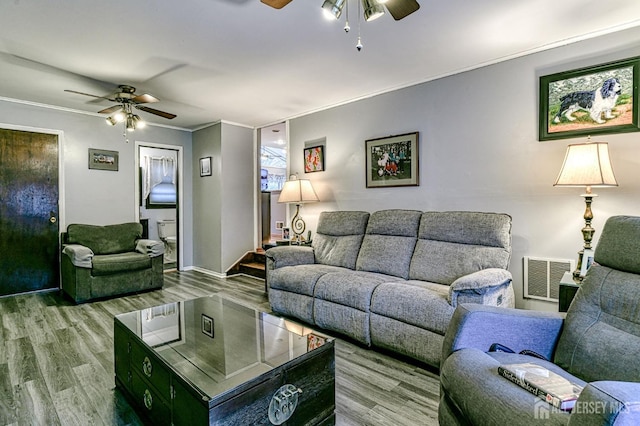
left=0, top=129, right=59, bottom=296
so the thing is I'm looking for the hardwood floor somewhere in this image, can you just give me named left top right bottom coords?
left=0, top=271, right=439, bottom=425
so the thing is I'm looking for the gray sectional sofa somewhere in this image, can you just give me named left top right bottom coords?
left=266, top=209, right=514, bottom=368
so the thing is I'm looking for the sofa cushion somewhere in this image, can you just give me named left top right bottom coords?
left=356, top=210, right=421, bottom=279
left=418, top=211, right=512, bottom=248
left=312, top=211, right=369, bottom=269
left=314, top=271, right=392, bottom=311
left=440, top=348, right=578, bottom=426
left=91, top=252, right=151, bottom=276
left=371, top=280, right=454, bottom=335
left=268, top=264, right=345, bottom=296
left=593, top=215, right=640, bottom=274
left=409, top=212, right=512, bottom=285
left=67, top=222, right=143, bottom=255
left=554, top=264, right=640, bottom=383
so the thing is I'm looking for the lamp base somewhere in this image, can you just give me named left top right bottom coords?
left=291, top=204, right=306, bottom=243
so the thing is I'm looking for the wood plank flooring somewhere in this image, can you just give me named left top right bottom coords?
left=0, top=271, right=439, bottom=425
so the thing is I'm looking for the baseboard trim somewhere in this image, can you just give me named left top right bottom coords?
left=190, top=266, right=227, bottom=279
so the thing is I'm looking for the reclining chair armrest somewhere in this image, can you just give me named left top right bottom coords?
left=265, top=246, right=315, bottom=270
left=136, top=239, right=164, bottom=257
left=448, top=268, right=514, bottom=308
left=568, top=381, right=640, bottom=426
left=62, top=244, right=94, bottom=268
left=442, top=304, right=565, bottom=363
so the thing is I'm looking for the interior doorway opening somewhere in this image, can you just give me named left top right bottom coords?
left=135, top=142, right=184, bottom=271
left=258, top=122, right=288, bottom=247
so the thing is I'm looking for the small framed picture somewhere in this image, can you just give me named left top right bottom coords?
left=200, top=157, right=212, bottom=177
left=579, top=249, right=595, bottom=277
left=201, top=314, right=214, bottom=338
left=282, top=227, right=291, bottom=240
left=88, top=148, right=119, bottom=171
left=304, top=145, right=325, bottom=173
left=275, top=221, right=284, bottom=230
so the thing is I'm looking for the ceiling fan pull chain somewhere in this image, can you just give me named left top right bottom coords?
left=356, top=0, right=363, bottom=51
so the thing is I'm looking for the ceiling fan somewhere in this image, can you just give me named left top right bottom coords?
left=261, top=0, right=420, bottom=21
left=65, top=85, right=176, bottom=130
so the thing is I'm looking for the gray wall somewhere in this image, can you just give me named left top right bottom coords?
left=193, top=122, right=254, bottom=273
left=0, top=99, right=194, bottom=267
left=287, top=26, right=640, bottom=311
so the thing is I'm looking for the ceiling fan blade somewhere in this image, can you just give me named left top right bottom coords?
left=260, top=0, right=293, bottom=9
left=385, top=0, right=420, bottom=20
left=132, top=93, right=160, bottom=104
left=136, top=105, right=177, bottom=120
left=97, top=105, right=123, bottom=115
left=64, top=89, right=115, bottom=102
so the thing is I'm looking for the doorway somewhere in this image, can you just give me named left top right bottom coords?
left=258, top=123, right=288, bottom=246
left=135, top=142, right=183, bottom=271
left=0, top=128, right=60, bottom=296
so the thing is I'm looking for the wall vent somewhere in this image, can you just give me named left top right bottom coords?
left=523, top=256, right=575, bottom=302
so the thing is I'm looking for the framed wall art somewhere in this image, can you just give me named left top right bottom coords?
left=88, top=148, right=119, bottom=171
left=201, top=314, right=214, bottom=338
left=539, top=57, right=640, bottom=141
left=365, top=132, right=419, bottom=188
left=199, top=157, right=212, bottom=177
left=304, top=145, right=325, bottom=173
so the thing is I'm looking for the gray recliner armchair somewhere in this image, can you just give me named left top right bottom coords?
left=439, top=215, right=640, bottom=425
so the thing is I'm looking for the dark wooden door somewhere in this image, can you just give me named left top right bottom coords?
left=0, top=129, right=59, bottom=296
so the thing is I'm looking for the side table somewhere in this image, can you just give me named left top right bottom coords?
left=559, top=271, right=580, bottom=313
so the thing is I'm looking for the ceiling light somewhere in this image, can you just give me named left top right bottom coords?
left=126, top=115, right=136, bottom=131
left=133, top=114, right=146, bottom=129
left=322, top=0, right=346, bottom=19
left=113, top=111, right=125, bottom=122
left=106, top=116, right=118, bottom=126
left=362, top=0, right=384, bottom=21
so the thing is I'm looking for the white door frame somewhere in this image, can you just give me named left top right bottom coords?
left=134, top=140, right=185, bottom=271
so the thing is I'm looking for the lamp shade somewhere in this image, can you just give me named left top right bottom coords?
left=278, top=176, right=319, bottom=204
left=554, top=142, right=618, bottom=188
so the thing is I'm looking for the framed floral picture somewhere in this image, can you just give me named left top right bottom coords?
left=304, top=145, right=324, bottom=173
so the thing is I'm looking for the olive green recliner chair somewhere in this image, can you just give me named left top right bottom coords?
left=61, top=222, right=164, bottom=303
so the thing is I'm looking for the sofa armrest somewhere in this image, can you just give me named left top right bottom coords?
left=62, top=244, right=94, bottom=268
left=265, top=246, right=315, bottom=270
left=568, top=381, right=640, bottom=425
left=448, top=268, right=514, bottom=308
left=136, top=239, right=164, bottom=257
left=442, top=303, right=565, bottom=363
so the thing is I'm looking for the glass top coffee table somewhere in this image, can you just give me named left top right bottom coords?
left=114, top=294, right=335, bottom=425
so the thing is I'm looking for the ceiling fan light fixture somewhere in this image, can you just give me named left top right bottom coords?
left=133, top=114, right=146, bottom=129
left=113, top=111, right=125, bottom=123
left=362, top=0, right=385, bottom=21
left=126, top=115, right=136, bottom=131
left=321, top=0, right=346, bottom=19
left=106, top=116, right=118, bottom=126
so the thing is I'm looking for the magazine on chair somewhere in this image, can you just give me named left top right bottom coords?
left=498, top=363, right=583, bottom=411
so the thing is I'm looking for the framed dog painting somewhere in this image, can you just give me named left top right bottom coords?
left=365, top=132, right=419, bottom=188
left=539, top=57, right=640, bottom=141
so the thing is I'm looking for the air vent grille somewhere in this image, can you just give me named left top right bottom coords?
left=524, top=257, right=574, bottom=302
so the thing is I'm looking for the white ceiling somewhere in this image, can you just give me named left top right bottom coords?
left=1, top=1, right=640, bottom=130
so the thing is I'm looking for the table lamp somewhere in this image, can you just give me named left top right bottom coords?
left=554, top=139, right=617, bottom=282
left=278, top=175, right=319, bottom=243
